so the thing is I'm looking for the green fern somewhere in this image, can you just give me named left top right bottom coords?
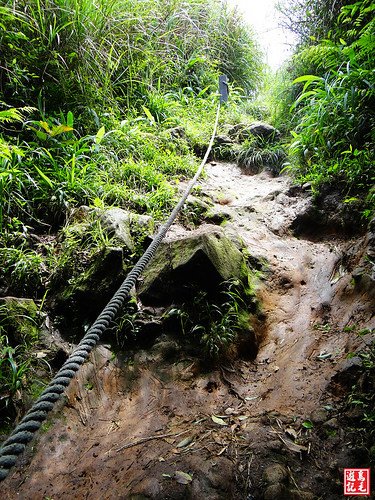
left=0, top=106, right=35, bottom=124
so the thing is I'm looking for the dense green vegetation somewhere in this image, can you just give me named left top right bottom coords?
left=277, top=0, right=374, bottom=216
left=0, top=0, right=263, bottom=421
left=0, top=0, right=373, bottom=429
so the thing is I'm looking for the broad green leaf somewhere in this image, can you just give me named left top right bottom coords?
left=142, top=106, right=155, bottom=123
left=35, top=130, right=48, bottom=141
left=293, top=75, right=322, bottom=85
left=38, top=121, right=51, bottom=133
left=302, top=420, right=313, bottom=429
left=294, top=90, right=318, bottom=106
left=95, top=126, right=106, bottom=144
left=343, top=197, right=359, bottom=204
left=50, top=124, right=73, bottom=137
left=67, top=111, right=74, bottom=128
left=35, top=166, right=54, bottom=188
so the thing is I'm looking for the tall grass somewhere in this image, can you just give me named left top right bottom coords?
left=1, top=0, right=262, bottom=119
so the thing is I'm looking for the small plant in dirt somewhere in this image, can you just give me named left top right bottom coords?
left=167, top=278, right=258, bottom=361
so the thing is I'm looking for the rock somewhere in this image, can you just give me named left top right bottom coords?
left=129, top=477, right=162, bottom=497
left=228, top=122, right=280, bottom=142
left=186, top=195, right=212, bottom=213
left=263, top=464, right=289, bottom=485
left=213, top=135, right=233, bottom=146
left=248, top=121, right=280, bottom=140
left=137, top=225, right=252, bottom=306
left=167, top=125, right=186, bottom=140
left=264, top=483, right=290, bottom=500
left=328, top=357, right=363, bottom=396
left=367, top=243, right=375, bottom=259
left=182, top=195, right=213, bottom=226
left=0, top=297, right=40, bottom=345
left=53, top=246, right=126, bottom=336
left=266, top=440, right=284, bottom=452
left=99, top=208, right=154, bottom=251
left=310, top=408, right=328, bottom=424
left=345, top=405, right=364, bottom=422
left=323, top=418, right=339, bottom=430
left=204, top=206, right=232, bottom=225
left=290, top=191, right=366, bottom=239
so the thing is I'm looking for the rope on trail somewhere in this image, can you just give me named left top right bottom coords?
left=0, top=101, right=221, bottom=482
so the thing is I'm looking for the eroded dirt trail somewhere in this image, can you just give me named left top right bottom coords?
left=3, top=163, right=374, bottom=499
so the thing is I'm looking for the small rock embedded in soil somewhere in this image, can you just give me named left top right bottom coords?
left=263, top=463, right=289, bottom=485
left=323, top=417, right=339, bottom=430
left=264, top=483, right=289, bottom=500
left=310, top=408, right=328, bottom=424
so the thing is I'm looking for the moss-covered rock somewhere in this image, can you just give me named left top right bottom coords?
left=99, top=208, right=154, bottom=252
left=52, top=246, right=126, bottom=336
left=138, top=225, right=251, bottom=305
left=0, top=296, right=40, bottom=346
left=136, top=225, right=260, bottom=360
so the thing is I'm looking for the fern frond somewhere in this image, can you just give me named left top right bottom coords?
left=0, top=106, right=36, bottom=124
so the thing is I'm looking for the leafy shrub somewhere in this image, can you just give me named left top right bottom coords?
left=277, top=0, right=375, bottom=217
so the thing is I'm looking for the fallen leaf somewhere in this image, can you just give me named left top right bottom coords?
left=174, top=471, right=193, bottom=485
left=211, top=415, right=228, bottom=426
left=162, top=473, right=172, bottom=478
left=279, top=436, right=308, bottom=453
left=36, top=351, right=47, bottom=359
left=217, top=446, right=228, bottom=456
left=225, top=407, right=236, bottom=415
left=176, top=436, right=193, bottom=448
left=317, top=351, right=332, bottom=360
left=238, top=415, right=249, bottom=421
left=245, top=396, right=258, bottom=401
left=285, top=427, right=298, bottom=440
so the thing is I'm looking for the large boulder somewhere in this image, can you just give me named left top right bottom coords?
left=228, top=122, right=280, bottom=142
left=137, top=225, right=251, bottom=306
left=99, top=208, right=154, bottom=252
left=50, top=208, right=155, bottom=337
left=52, top=246, right=126, bottom=338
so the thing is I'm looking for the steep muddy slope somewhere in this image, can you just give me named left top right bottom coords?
left=2, top=163, right=374, bottom=499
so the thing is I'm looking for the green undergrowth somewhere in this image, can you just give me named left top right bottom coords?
left=236, top=135, right=287, bottom=176
left=0, top=0, right=266, bottom=420
left=0, top=298, right=51, bottom=430
left=164, top=274, right=260, bottom=361
left=274, top=0, right=375, bottom=219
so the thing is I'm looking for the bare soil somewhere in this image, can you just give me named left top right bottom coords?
left=2, top=163, right=374, bottom=499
